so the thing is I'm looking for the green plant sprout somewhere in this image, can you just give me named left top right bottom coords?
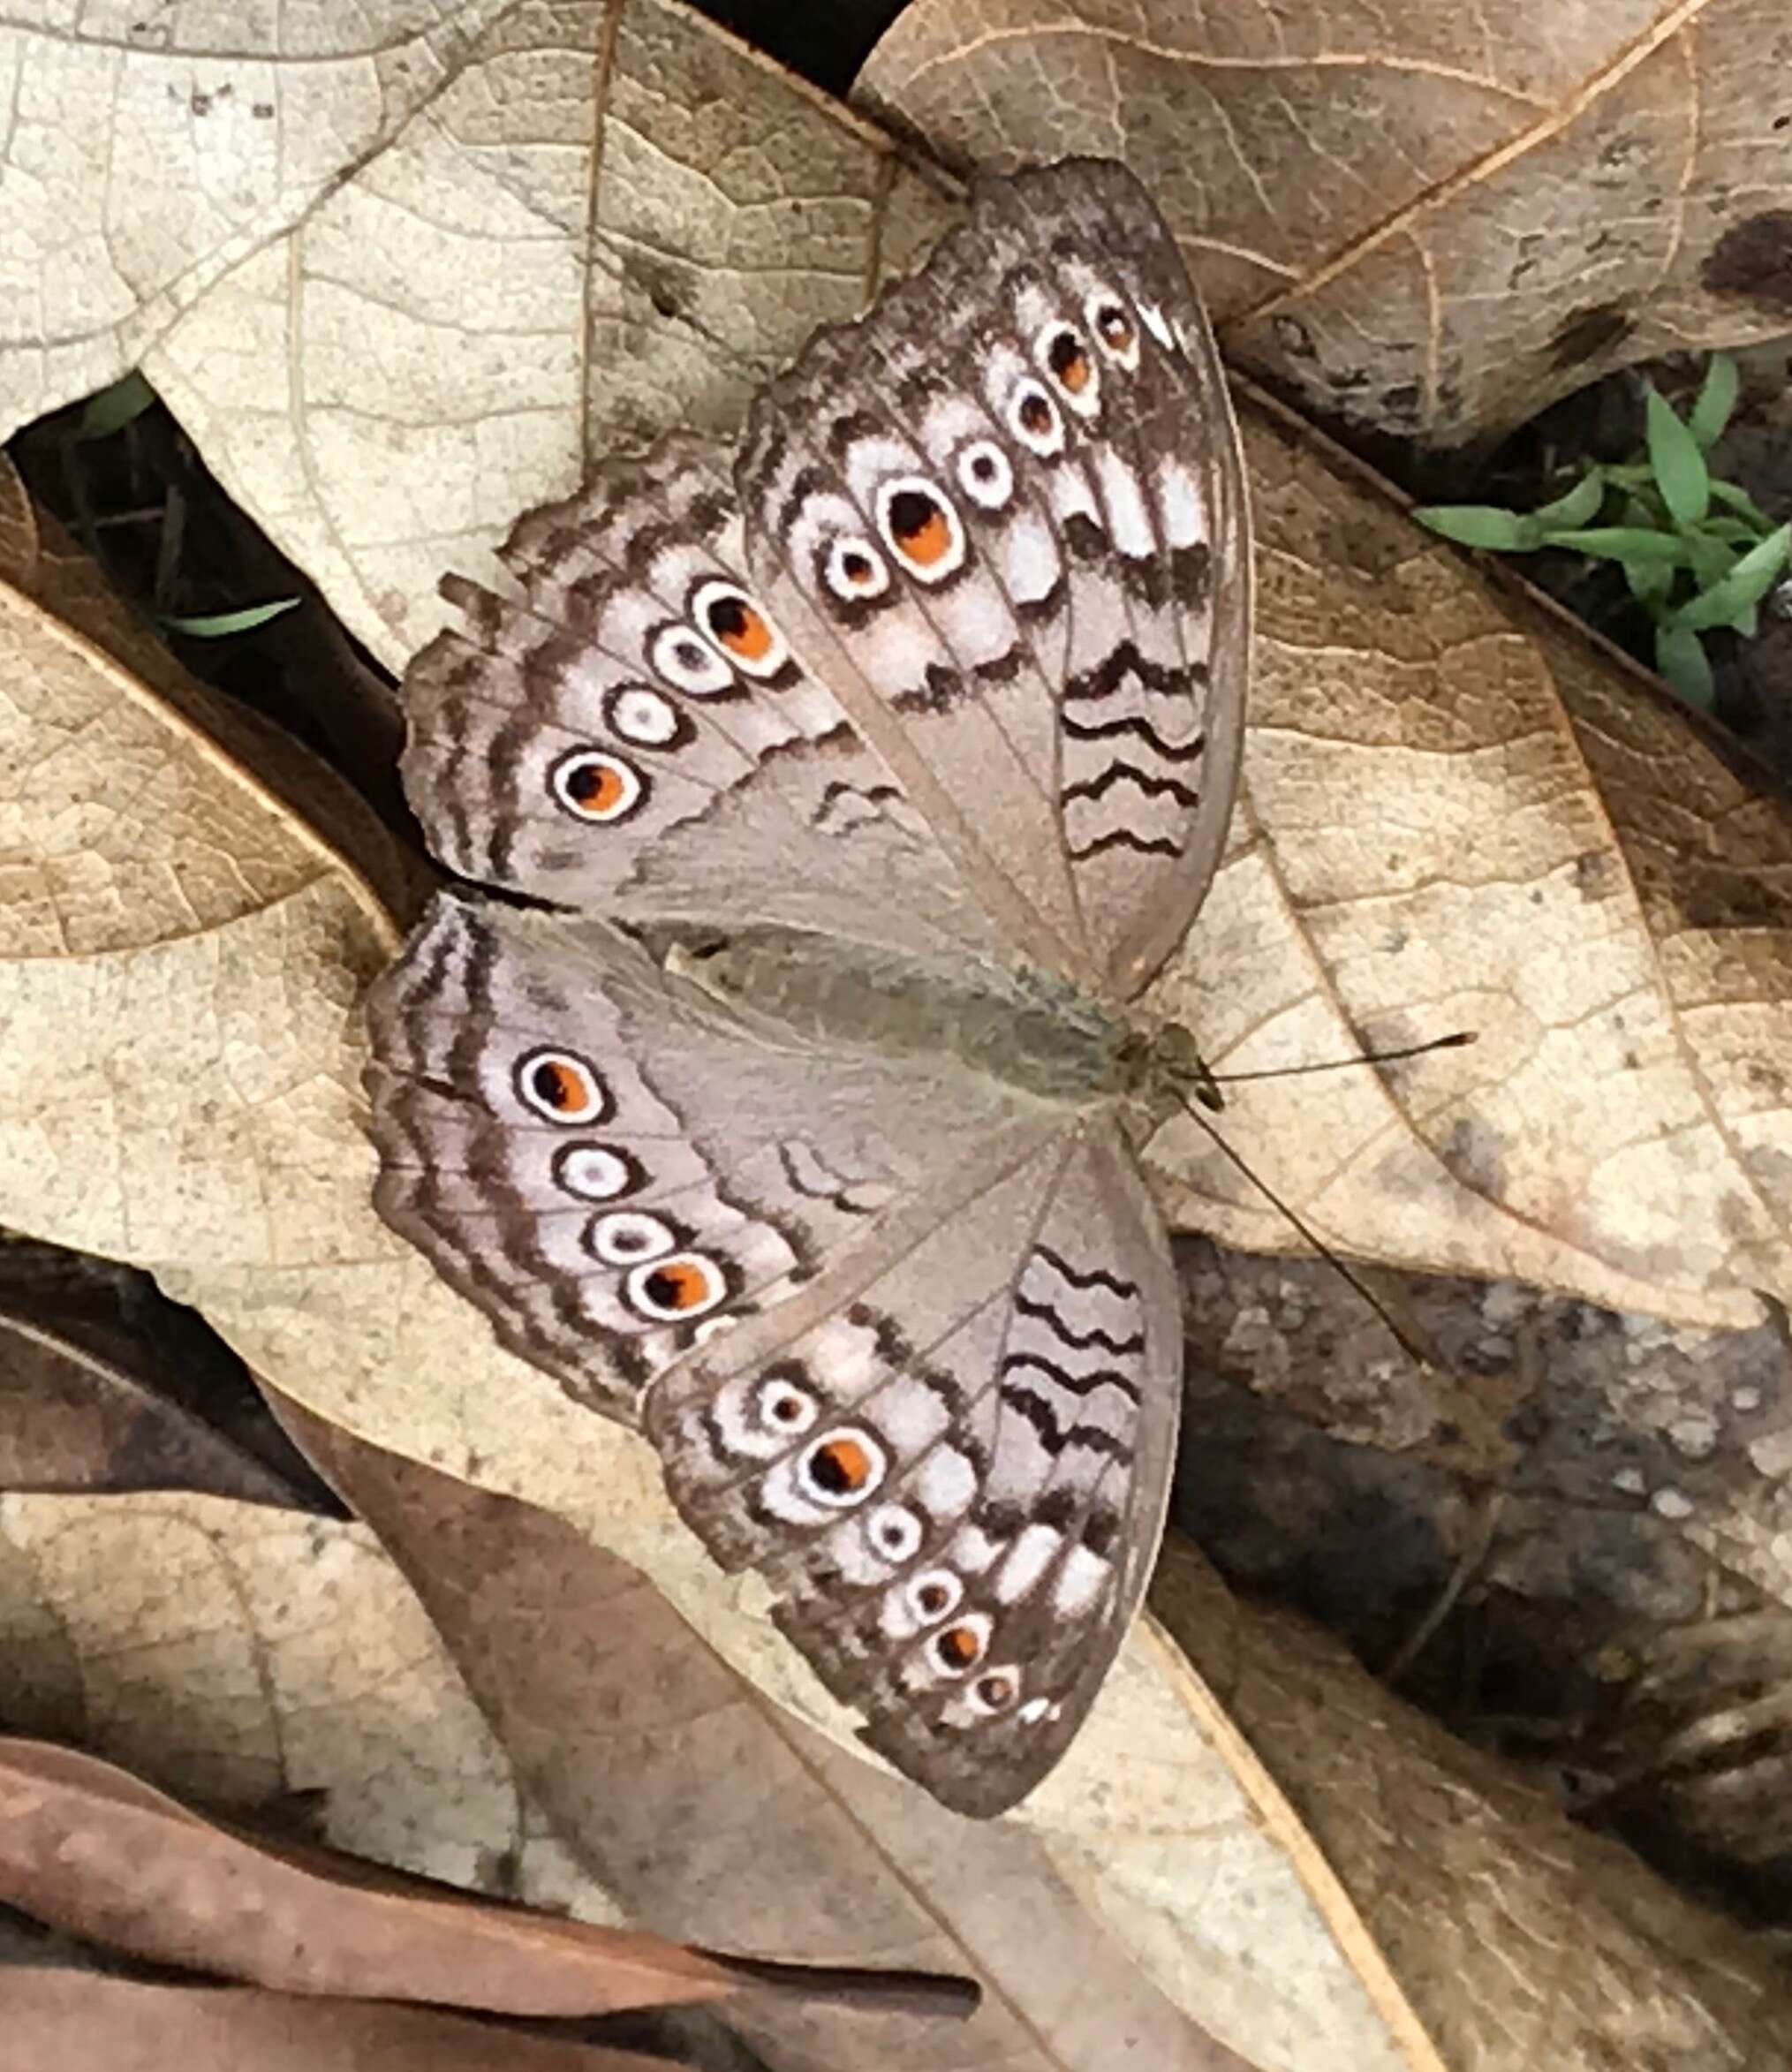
left=1414, top=354, right=1789, bottom=708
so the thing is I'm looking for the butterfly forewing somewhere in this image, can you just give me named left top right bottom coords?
left=367, top=158, right=1249, bottom=1816
left=737, top=157, right=1248, bottom=998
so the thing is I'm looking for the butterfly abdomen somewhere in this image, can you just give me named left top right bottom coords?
left=668, top=926, right=1127, bottom=1106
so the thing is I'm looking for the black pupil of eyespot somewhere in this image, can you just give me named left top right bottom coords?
left=1019, top=395, right=1050, bottom=432
left=707, top=596, right=747, bottom=639
left=1100, top=306, right=1125, bottom=338
left=676, top=641, right=707, bottom=669
left=843, top=550, right=872, bottom=582
left=811, top=1447, right=854, bottom=1494
left=887, top=488, right=935, bottom=542
left=972, top=453, right=995, bottom=480
left=533, top=1062, right=569, bottom=1103
left=919, top=1584, right=947, bottom=1612
left=644, top=1269, right=682, bottom=1307
left=568, top=764, right=603, bottom=802
left=1048, top=331, right=1085, bottom=379
left=774, top=1395, right=801, bottom=1421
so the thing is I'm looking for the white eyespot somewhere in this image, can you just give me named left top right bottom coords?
left=1005, top=377, right=1065, bottom=458
left=965, top=1665, right=1023, bottom=1717
left=589, top=1210, right=676, bottom=1265
left=866, top=1503, right=923, bottom=1563
left=874, top=475, right=967, bottom=583
left=822, top=534, right=891, bottom=602
left=905, top=1567, right=963, bottom=1624
left=1035, top=321, right=1100, bottom=417
left=516, top=1048, right=609, bottom=1125
left=549, top=749, right=643, bottom=824
left=552, top=1142, right=637, bottom=1200
left=1085, top=291, right=1141, bottom=371
left=624, top=1252, right=728, bottom=1321
left=649, top=623, right=734, bottom=697
left=690, top=579, right=789, bottom=680
left=795, top=1426, right=888, bottom=1509
left=604, top=683, right=686, bottom=748
left=926, top=1610, right=993, bottom=1678
left=956, top=439, right=1014, bottom=510
left=756, top=1371, right=819, bottom=1438
left=1138, top=299, right=1176, bottom=352
left=1017, top=1695, right=1055, bottom=1725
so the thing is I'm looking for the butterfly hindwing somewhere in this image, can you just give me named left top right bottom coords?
left=644, top=1121, right=1178, bottom=1816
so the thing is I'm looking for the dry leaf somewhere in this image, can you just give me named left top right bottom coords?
left=0, top=0, right=959, bottom=667
left=0, top=1736, right=968, bottom=2019
left=274, top=1392, right=1262, bottom=2072
left=0, top=1285, right=316, bottom=1505
left=856, top=0, right=1792, bottom=449
left=0, top=1971, right=675, bottom=2072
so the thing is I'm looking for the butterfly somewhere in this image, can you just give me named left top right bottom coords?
left=364, top=158, right=1250, bottom=1818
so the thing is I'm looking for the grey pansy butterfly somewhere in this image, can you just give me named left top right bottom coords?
left=364, top=158, right=1250, bottom=1818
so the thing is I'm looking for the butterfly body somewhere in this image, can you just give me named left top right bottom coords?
left=367, top=158, right=1250, bottom=1816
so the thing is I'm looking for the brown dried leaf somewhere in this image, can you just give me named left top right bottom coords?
left=273, top=1391, right=1263, bottom=2072
left=857, top=0, right=1792, bottom=449
left=0, top=0, right=958, bottom=667
left=0, top=1971, right=673, bottom=2072
left=0, top=1735, right=962, bottom=2018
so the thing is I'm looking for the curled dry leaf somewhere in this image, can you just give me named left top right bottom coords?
left=0, top=1737, right=969, bottom=2018
left=1, top=1972, right=677, bottom=2072
left=0, top=0, right=959, bottom=666
left=856, top=0, right=1792, bottom=449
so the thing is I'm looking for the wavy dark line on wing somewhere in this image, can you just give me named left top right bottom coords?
left=1061, top=713, right=1205, bottom=760
left=1012, top=1291, right=1145, bottom=1354
left=1061, top=766, right=1200, bottom=809
left=1066, top=829, right=1182, bottom=859
left=999, top=1351, right=1144, bottom=1403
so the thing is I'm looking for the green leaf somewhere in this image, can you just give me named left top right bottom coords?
left=1529, top=467, right=1607, bottom=531
left=1708, top=478, right=1778, bottom=533
left=1540, top=526, right=1689, bottom=563
left=1654, top=624, right=1715, bottom=707
left=1684, top=529, right=1736, bottom=590
left=1411, top=503, right=1538, bottom=550
left=1645, top=385, right=1710, bottom=526
left=162, top=599, right=300, bottom=638
left=1703, top=515, right=1767, bottom=546
left=1734, top=602, right=1760, bottom=639
left=1624, top=556, right=1675, bottom=608
left=1688, top=353, right=1739, bottom=449
left=1668, top=524, right=1791, bottom=631
left=76, top=370, right=156, bottom=440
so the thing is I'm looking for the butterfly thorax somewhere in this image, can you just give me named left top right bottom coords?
left=667, top=927, right=1134, bottom=1108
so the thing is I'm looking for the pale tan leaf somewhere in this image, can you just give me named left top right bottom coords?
left=1140, top=396, right=1792, bottom=1328
left=856, top=0, right=1792, bottom=449
left=0, top=1971, right=673, bottom=2072
left=0, top=0, right=957, bottom=668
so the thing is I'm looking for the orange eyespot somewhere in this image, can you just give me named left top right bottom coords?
left=516, top=1047, right=609, bottom=1125
left=1047, top=329, right=1092, bottom=394
left=976, top=1672, right=1017, bottom=1710
left=706, top=594, right=773, bottom=662
left=888, top=489, right=949, bottom=564
left=641, top=1260, right=715, bottom=1312
left=936, top=1624, right=983, bottom=1670
left=550, top=750, right=642, bottom=823
left=810, top=1434, right=873, bottom=1495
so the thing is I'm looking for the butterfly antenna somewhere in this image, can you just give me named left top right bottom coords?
left=1171, top=1091, right=1440, bottom=1371
left=1206, top=1029, right=1476, bottom=1092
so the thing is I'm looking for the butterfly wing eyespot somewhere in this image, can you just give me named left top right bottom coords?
left=875, top=477, right=966, bottom=582
left=1004, top=377, right=1065, bottom=457
left=690, top=579, right=790, bottom=680
left=821, top=534, right=892, bottom=602
left=866, top=1502, right=924, bottom=1562
left=796, top=1427, right=888, bottom=1508
left=1086, top=292, right=1140, bottom=370
left=756, top=1371, right=819, bottom=1435
left=928, top=1613, right=993, bottom=1676
left=588, top=1210, right=677, bottom=1264
left=648, top=623, right=735, bottom=697
left=956, top=439, right=1015, bottom=510
left=969, top=1667, right=1021, bottom=1715
left=515, top=1047, right=609, bottom=1124
left=625, top=1252, right=729, bottom=1320
left=552, top=1142, right=641, bottom=1201
left=602, top=683, right=690, bottom=749
left=549, top=750, right=644, bottom=824
left=1037, top=322, right=1100, bottom=415
left=904, top=1567, right=964, bottom=1623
